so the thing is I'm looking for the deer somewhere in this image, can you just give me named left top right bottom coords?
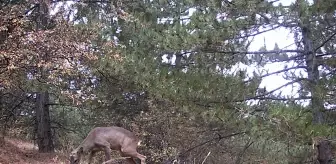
left=69, top=126, right=146, bottom=164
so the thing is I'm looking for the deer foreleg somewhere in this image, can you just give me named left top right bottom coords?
left=88, top=151, right=96, bottom=164
left=103, top=146, right=112, bottom=162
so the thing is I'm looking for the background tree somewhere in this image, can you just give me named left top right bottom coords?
left=1, top=0, right=103, bottom=152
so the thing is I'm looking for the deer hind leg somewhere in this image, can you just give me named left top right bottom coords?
left=124, top=157, right=136, bottom=164
left=137, top=153, right=146, bottom=164
left=119, top=152, right=136, bottom=164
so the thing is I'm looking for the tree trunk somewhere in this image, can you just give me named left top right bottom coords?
left=35, top=91, right=54, bottom=152
left=33, top=0, right=54, bottom=153
left=300, top=17, right=325, bottom=124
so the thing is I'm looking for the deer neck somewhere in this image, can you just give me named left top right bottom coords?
left=78, top=139, right=94, bottom=153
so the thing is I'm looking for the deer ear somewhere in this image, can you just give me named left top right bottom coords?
left=78, top=146, right=83, bottom=153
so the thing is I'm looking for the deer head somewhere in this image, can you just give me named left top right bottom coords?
left=69, top=147, right=83, bottom=164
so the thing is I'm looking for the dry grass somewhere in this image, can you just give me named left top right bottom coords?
left=0, top=137, right=68, bottom=164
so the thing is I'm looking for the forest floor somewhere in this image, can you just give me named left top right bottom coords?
left=0, top=137, right=68, bottom=164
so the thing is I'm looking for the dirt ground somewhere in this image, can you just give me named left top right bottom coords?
left=0, top=138, right=68, bottom=164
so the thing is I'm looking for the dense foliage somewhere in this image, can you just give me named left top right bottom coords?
left=0, top=0, right=335, bottom=163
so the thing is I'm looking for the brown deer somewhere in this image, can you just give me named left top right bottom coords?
left=69, top=126, right=146, bottom=164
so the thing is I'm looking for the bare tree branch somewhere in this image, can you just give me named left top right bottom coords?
left=191, top=78, right=308, bottom=107
left=235, top=25, right=282, bottom=39
left=243, top=78, right=306, bottom=101
left=235, top=139, right=254, bottom=164
left=255, top=96, right=311, bottom=101
left=178, top=131, right=248, bottom=159
left=51, top=0, right=112, bottom=3
left=314, top=32, right=336, bottom=52
left=243, top=65, right=306, bottom=84
left=200, top=49, right=303, bottom=55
